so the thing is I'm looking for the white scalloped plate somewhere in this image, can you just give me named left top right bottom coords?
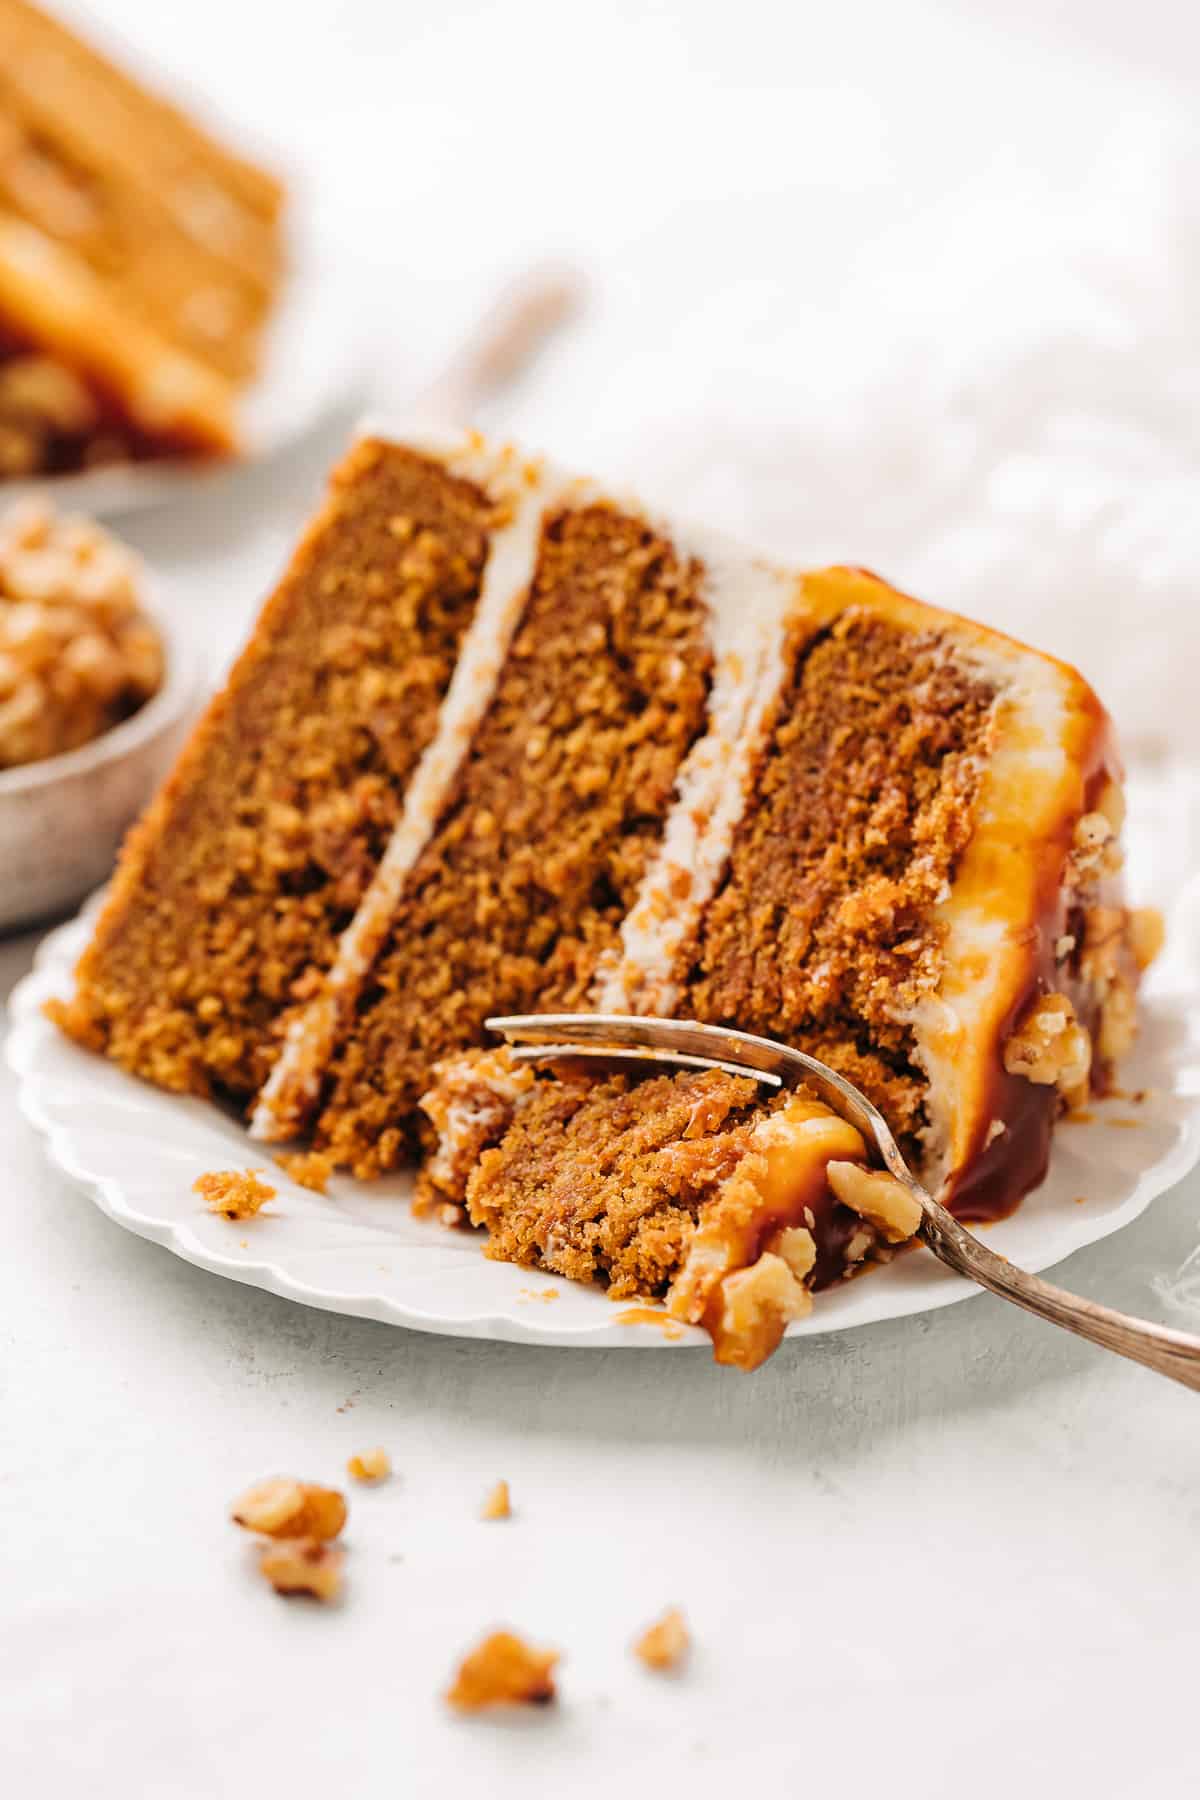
left=8, top=864, right=1200, bottom=1350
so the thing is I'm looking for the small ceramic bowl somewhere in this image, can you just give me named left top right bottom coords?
left=0, top=608, right=199, bottom=934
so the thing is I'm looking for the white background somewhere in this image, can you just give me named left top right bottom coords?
left=4, top=2, right=1200, bottom=1794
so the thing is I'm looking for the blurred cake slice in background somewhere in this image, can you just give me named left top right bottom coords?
left=0, top=0, right=285, bottom=478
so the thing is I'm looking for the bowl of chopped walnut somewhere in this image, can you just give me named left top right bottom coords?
left=0, top=497, right=198, bottom=931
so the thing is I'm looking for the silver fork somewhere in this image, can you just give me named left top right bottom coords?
left=487, top=1012, right=1200, bottom=1391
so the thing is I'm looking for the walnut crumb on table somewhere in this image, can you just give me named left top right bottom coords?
left=480, top=1479, right=511, bottom=1520
left=347, top=1447, right=391, bottom=1483
left=231, top=1477, right=347, bottom=1541
left=634, top=1607, right=691, bottom=1671
left=258, top=1538, right=345, bottom=1602
left=446, top=1631, right=560, bottom=1711
left=194, top=1168, right=275, bottom=1221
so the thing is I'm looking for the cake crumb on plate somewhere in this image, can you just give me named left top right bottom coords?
left=194, top=1168, right=275, bottom=1221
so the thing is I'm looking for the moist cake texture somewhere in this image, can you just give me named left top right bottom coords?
left=51, top=425, right=1150, bottom=1365
left=417, top=1051, right=923, bottom=1370
left=49, top=440, right=490, bottom=1099
left=0, top=0, right=285, bottom=473
left=312, top=501, right=714, bottom=1176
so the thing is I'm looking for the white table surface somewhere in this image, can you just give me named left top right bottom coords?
left=5, top=3, right=1200, bottom=1794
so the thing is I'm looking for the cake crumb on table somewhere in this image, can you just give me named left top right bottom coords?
left=633, top=1607, right=691, bottom=1671
left=445, top=1631, right=560, bottom=1711
left=230, top=1477, right=347, bottom=1541
left=257, top=1538, right=344, bottom=1603
left=194, top=1169, right=275, bottom=1221
left=275, top=1149, right=334, bottom=1194
left=347, top=1447, right=391, bottom=1483
left=480, top=1479, right=511, bottom=1520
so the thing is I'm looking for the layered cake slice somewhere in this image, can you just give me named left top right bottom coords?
left=51, top=425, right=1153, bottom=1366
left=0, top=0, right=285, bottom=475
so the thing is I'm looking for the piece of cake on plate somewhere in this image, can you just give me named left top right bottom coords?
left=0, top=0, right=285, bottom=478
left=49, top=426, right=1156, bottom=1367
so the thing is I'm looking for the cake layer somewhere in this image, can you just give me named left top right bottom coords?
left=682, top=601, right=996, bottom=1158
left=50, top=439, right=491, bottom=1099
left=0, top=0, right=284, bottom=386
left=418, top=1050, right=922, bottom=1370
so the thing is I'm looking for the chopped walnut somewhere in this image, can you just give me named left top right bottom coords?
left=826, top=1161, right=923, bottom=1243
left=1128, top=907, right=1165, bottom=973
left=231, top=1478, right=347, bottom=1541
left=275, top=1149, right=333, bottom=1195
left=633, top=1607, right=691, bottom=1671
left=194, top=1168, right=276, bottom=1221
left=770, top=1225, right=817, bottom=1282
left=712, top=1253, right=811, bottom=1372
left=0, top=498, right=161, bottom=768
left=842, top=1227, right=875, bottom=1266
left=346, top=1447, right=391, bottom=1484
left=258, top=1537, right=345, bottom=1602
left=1002, top=993, right=1092, bottom=1098
left=1066, top=781, right=1126, bottom=884
left=445, top=1631, right=560, bottom=1711
left=480, top=1479, right=511, bottom=1521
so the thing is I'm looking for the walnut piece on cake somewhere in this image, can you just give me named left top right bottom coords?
left=480, top=1479, right=511, bottom=1521
left=633, top=1607, right=691, bottom=1671
left=1002, top=993, right=1092, bottom=1102
left=346, top=1447, right=391, bottom=1484
left=445, top=1631, right=560, bottom=1711
left=257, top=1537, right=344, bottom=1603
left=194, top=1168, right=275, bottom=1221
left=231, top=1477, right=347, bottom=1541
left=826, top=1162, right=924, bottom=1242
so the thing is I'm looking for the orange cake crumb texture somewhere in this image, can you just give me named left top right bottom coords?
left=49, top=443, right=491, bottom=1100
left=193, top=1167, right=275, bottom=1221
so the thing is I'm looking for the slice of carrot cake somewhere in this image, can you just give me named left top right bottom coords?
left=50, top=425, right=1151, bottom=1364
left=0, top=0, right=285, bottom=475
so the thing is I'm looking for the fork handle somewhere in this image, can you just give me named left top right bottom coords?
left=919, top=1200, right=1200, bottom=1391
